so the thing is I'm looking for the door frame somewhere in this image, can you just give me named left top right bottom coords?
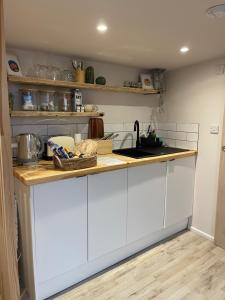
left=0, top=0, right=20, bottom=299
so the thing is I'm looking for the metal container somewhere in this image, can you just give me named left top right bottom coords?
left=16, top=133, right=42, bottom=165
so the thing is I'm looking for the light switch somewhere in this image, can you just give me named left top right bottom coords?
left=210, top=124, right=219, bottom=134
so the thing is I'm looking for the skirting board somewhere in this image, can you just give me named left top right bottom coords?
left=190, top=226, right=214, bottom=241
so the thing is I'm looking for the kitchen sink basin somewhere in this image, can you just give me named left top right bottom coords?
left=113, top=146, right=189, bottom=159
left=113, top=148, right=155, bottom=159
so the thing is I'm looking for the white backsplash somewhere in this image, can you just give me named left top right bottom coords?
left=11, top=118, right=199, bottom=157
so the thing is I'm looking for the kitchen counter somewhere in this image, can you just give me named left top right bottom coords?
left=14, top=150, right=197, bottom=185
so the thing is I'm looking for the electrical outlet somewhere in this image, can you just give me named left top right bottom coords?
left=215, top=64, right=225, bottom=75
left=210, top=124, right=219, bottom=134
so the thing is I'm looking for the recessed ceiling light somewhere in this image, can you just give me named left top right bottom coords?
left=207, top=4, right=225, bottom=18
left=180, top=46, right=190, bottom=54
left=97, top=24, right=108, bottom=33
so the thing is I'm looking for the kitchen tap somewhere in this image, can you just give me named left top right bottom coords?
left=134, top=120, right=140, bottom=148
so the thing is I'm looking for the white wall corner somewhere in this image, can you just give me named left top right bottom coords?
left=190, top=226, right=214, bottom=241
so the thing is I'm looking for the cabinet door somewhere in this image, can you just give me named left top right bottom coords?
left=127, top=163, right=166, bottom=244
left=33, top=177, right=87, bottom=283
left=88, top=169, right=127, bottom=261
left=165, top=157, right=195, bottom=227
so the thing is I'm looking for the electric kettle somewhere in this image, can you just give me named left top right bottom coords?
left=16, top=133, right=42, bottom=165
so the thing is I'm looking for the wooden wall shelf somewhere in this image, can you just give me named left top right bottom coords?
left=8, top=76, right=159, bottom=95
left=10, top=111, right=104, bottom=118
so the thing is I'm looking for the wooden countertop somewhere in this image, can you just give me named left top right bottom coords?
left=13, top=151, right=197, bottom=186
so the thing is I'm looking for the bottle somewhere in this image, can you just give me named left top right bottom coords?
left=72, top=89, right=82, bottom=112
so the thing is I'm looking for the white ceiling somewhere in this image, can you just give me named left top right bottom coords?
left=4, top=0, right=225, bottom=70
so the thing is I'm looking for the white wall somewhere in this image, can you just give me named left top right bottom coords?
left=163, top=57, right=225, bottom=238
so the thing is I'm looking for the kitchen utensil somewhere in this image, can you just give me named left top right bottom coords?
left=84, top=104, right=98, bottom=112
left=111, top=133, right=119, bottom=139
left=72, top=59, right=77, bottom=70
left=88, top=118, right=104, bottom=139
left=16, top=133, right=42, bottom=165
left=100, top=133, right=114, bottom=140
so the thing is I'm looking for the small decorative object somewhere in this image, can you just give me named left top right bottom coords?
left=6, top=53, right=22, bottom=76
left=8, top=92, right=14, bottom=113
left=95, top=76, right=106, bottom=85
left=85, top=66, right=95, bottom=84
left=140, top=73, right=153, bottom=89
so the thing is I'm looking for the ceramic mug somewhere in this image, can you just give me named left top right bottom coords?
left=84, top=104, right=98, bottom=112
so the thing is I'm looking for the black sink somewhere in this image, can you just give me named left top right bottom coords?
left=113, top=146, right=189, bottom=159
left=113, top=148, right=155, bottom=159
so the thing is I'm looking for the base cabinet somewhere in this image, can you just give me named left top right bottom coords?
left=88, top=169, right=127, bottom=260
left=16, top=155, right=196, bottom=300
left=33, top=177, right=88, bottom=283
left=165, top=156, right=195, bottom=227
left=127, top=163, right=167, bottom=243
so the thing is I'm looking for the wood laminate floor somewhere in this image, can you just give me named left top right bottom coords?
left=53, top=231, right=225, bottom=300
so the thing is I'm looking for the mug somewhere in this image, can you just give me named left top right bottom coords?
left=84, top=104, right=98, bottom=112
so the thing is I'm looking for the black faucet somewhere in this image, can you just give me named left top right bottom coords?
left=134, top=120, right=140, bottom=148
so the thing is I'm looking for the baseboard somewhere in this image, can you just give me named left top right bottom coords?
left=190, top=226, right=214, bottom=241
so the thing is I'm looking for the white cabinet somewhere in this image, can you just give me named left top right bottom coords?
left=165, top=156, right=195, bottom=227
left=127, top=163, right=167, bottom=244
left=88, top=169, right=127, bottom=260
left=33, top=177, right=87, bottom=283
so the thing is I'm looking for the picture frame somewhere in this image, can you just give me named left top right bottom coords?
left=6, top=53, right=22, bottom=76
left=140, top=73, right=153, bottom=89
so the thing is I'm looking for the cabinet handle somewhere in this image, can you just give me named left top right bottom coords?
left=169, top=159, right=175, bottom=161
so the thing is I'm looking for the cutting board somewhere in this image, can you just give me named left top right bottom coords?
left=88, top=118, right=104, bottom=139
left=48, top=136, right=75, bottom=157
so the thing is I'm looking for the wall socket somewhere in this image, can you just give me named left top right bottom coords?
left=210, top=124, right=219, bottom=134
left=215, top=64, right=225, bottom=75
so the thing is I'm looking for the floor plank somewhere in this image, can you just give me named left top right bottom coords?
left=53, top=231, right=225, bottom=300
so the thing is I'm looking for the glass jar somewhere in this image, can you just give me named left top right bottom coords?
left=58, top=91, right=72, bottom=112
left=61, top=69, right=74, bottom=81
left=47, top=66, right=61, bottom=81
left=20, top=88, right=38, bottom=111
left=39, top=90, right=57, bottom=111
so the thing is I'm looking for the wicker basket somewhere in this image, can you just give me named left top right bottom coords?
left=53, top=155, right=97, bottom=171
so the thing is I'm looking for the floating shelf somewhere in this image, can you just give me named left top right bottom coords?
left=10, top=111, right=104, bottom=118
left=8, top=76, right=159, bottom=95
